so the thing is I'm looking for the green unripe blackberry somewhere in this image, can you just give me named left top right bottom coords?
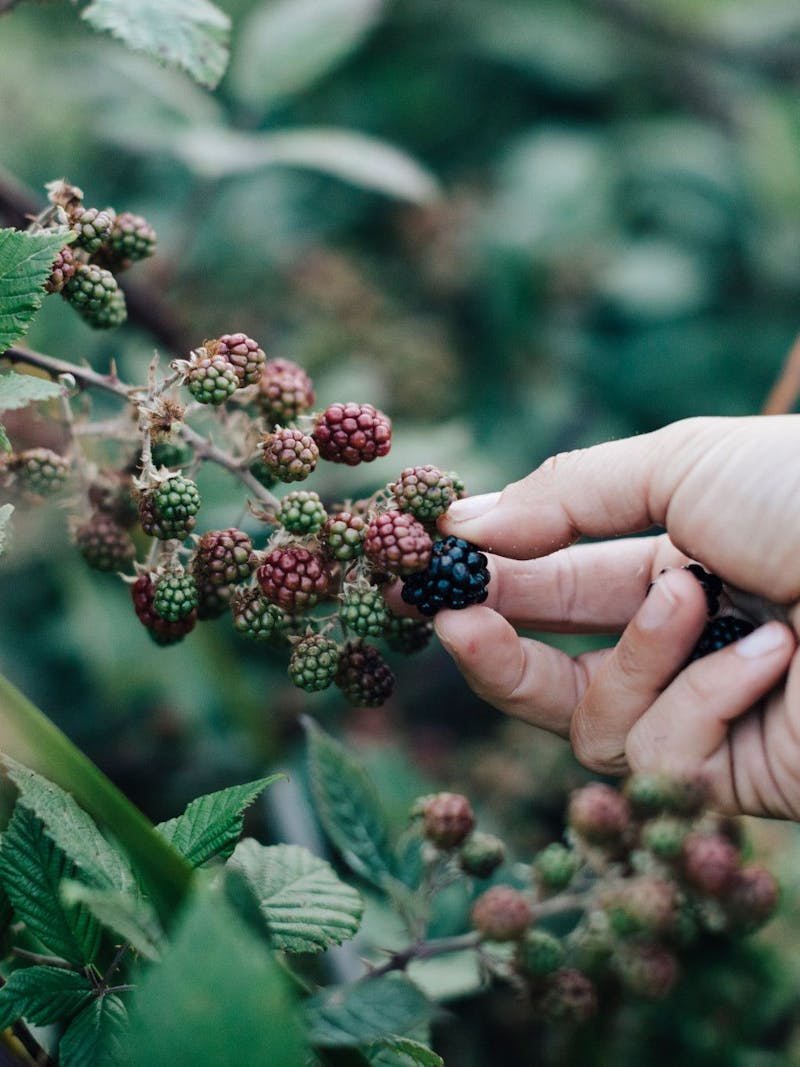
left=63, top=263, right=120, bottom=322
left=640, top=815, right=690, bottom=861
left=624, top=773, right=680, bottom=819
left=138, top=474, right=200, bottom=540
left=459, top=832, right=506, bottom=878
left=260, top=427, right=318, bottom=483
left=74, top=512, right=136, bottom=572
left=69, top=205, right=113, bottom=253
left=603, top=876, right=677, bottom=938
left=390, top=465, right=457, bottom=524
left=288, top=634, right=340, bottom=692
left=249, top=458, right=278, bottom=490
left=340, top=587, right=389, bottom=638
left=153, top=573, right=198, bottom=622
left=320, top=511, right=367, bottom=562
left=276, top=490, right=327, bottom=535
left=107, top=211, right=157, bottom=264
left=151, top=440, right=191, bottom=469
left=131, top=573, right=196, bottom=645
left=186, top=353, right=240, bottom=406
left=12, top=448, right=70, bottom=497
left=85, top=287, right=127, bottom=329
left=517, top=929, right=565, bottom=978
left=231, top=587, right=287, bottom=641
left=533, top=843, right=579, bottom=894
left=383, top=612, right=434, bottom=654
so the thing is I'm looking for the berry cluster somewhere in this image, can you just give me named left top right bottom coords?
left=407, top=774, right=778, bottom=1022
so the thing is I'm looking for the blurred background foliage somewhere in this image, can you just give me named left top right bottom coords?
left=3, top=0, right=800, bottom=1062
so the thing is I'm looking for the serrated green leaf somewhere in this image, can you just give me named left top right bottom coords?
left=59, top=994, right=129, bottom=1067
left=125, top=885, right=307, bottom=1067
left=0, top=806, right=100, bottom=965
left=304, top=718, right=397, bottom=890
left=231, top=0, right=383, bottom=113
left=0, top=371, right=62, bottom=412
left=305, top=976, right=433, bottom=1048
left=156, top=774, right=283, bottom=867
left=0, top=425, right=11, bottom=452
left=61, top=881, right=163, bottom=962
left=4, top=759, right=138, bottom=898
left=0, top=966, right=94, bottom=1031
left=227, top=840, right=363, bottom=954
left=0, top=228, right=72, bottom=353
left=365, top=1037, right=443, bottom=1067
left=0, top=503, right=13, bottom=556
left=81, top=0, right=230, bottom=90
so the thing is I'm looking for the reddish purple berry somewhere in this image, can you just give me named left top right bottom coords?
left=313, top=402, right=392, bottom=466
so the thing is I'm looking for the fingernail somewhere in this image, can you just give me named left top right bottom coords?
left=735, top=623, right=787, bottom=658
left=446, top=491, right=501, bottom=523
left=638, top=574, right=678, bottom=630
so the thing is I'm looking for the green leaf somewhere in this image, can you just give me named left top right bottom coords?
left=305, top=975, right=433, bottom=1048
left=125, top=885, right=308, bottom=1067
left=227, top=840, right=363, bottom=954
left=156, top=774, right=282, bottom=867
left=81, top=0, right=230, bottom=89
left=304, top=718, right=397, bottom=890
left=0, top=370, right=62, bottom=412
left=0, top=503, right=13, bottom=556
left=0, top=228, right=72, bottom=353
left=61, top=881, right=164, bottom=962
left=231, top=0, right=383, bottom=113
left=0, top=966, right=95, bottom=1030
left=59, top=994, right=129, bottom=1067
left=0, top=806, right=100, bottom=966
left=0, top=426, right=11, bottom=452
left=365, top=1037, right=443, bottom=1067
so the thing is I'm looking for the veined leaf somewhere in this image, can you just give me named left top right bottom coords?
left=59, top=994, right=129, bottom=1067
left=304, top=718, right=397, bottom=890
left=62, top=881, right=164, bottom=962
left=231, top=0, right=383, bottom=113
left=305, top=975, right=433, bottom=1048
left=156, top=774, right=282, bottom=867
left=0, top=503, right=13, bottom=556
left=0, top=966, right=94, bottom=1030
left=227, top=840, right=363, bottom=954
left=125, top=885, right=308, bottom=1067
left=4, top=759, right=138, bottom=897
left=0, top=371, right=61, bottom=412
left=0, top=806, right=100, bottom=966
left=81, top=0, right=230, bottom=90
left=365, top=1037, right=443, bottom=1067
left=0, top=229, right=72, bottom=353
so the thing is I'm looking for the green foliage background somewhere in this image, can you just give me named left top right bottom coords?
left=2, top=0, right=800, bottom=1062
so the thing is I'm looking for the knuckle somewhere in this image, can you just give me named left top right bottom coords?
left=569, top=707, right=624, bottom=775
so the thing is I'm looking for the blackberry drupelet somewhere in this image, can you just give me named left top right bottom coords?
left=400, top=535, right=489, bottom=616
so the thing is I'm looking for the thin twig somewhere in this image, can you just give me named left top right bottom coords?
left=365, top=931, right=481, bottom=979
left=10, top=946, right=71, bottom=968
left=762, top=333, right=800, bottom=415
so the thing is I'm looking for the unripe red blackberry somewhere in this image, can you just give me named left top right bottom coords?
left=276, top=490, right=327, bottom=535
left=12, top=448, right=70, bottom=497
left=74, top=512, right=136, bottom=572
left=256, top=358, right=315, bottom=423
left=364, top=510, right=432, bottom=576
left=313, top=402, right=392, bottom=466
left=723, top=864, right=779, bottom=931
left=320, top=511, right=367, bottom=562
left=471, top=885, right=533, bottom=942
left=458, top=832, right=506, bottom=878
left=63, top=263, right=120, bottom=323
left=568, top=783, right=630, bottom=846
left=533, top=843, right=579, bottom=894
left=640, top=815, right=690, bottom=861
left=335, top=640, right=395, bottom=707
left=613, top=943, right=678, bottom=1000
left=45, top=245, right=77, bottom=294
left=420, top=792, right=475, bottom=849
left=340, top=587, right=389, bottom=638
left=192, top=528, right=256, bottom=587
left=604, top=876, right=677, bottom=938
left=88, top=475, right=138, bottom=528
left=257, top=546, right=332, bottom=612
left=153, top=572, right=198, bottom=622
left=681, top=832, right=740, bottom=896
left=131, top=573, right=197, bottom=645
left=517, top=929, right=565, bottom=978
left=186, top=352, right=240, bottom=405
left=390, top=465, right=456, bottom=524
left=231, top=587, right=287, bottom=641
left=107, top=211, right=157, bottom=264
left=260, top=427, right=318, bottom=483
left=538, top=969, right=597, bottom=1024
left=138, top=474, right=200, bottom=540
left=288, top=634, right=340, bottom=693
left=383, top=612, right=434, bottom=654
left=206, top=334, right=265, bottom=387
left=400, top=536, right=490, bottom=615
left=69, top=205, right=113, bottom=253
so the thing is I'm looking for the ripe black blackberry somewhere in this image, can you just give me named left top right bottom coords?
left=400, top=536, right=490, bottom=616
left=688, top=616, right=754, bottom=662
left=684, top=564, right=724, bottom=616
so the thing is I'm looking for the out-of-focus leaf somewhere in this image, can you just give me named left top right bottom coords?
left=0, top=371, right=61, bottom=411
left=365, top=1037, right=443, bottom=1067
left=61, top=880, right=164, bottom=962
left=0, top=503, right=12, bottom=555
left=81, top=0, right=231, bottom=90
left=595, top=240, right=712, bottom=319
left=0, top=966, right=95, bottom=1031
left=231, top=0, right=384, bottom=113
left=306, top=975, right=433, bottom=1048
left=58, top=994, right=128, bottom=1067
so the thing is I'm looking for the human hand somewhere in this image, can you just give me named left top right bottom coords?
left=420, top=416, right=800, bottom=817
